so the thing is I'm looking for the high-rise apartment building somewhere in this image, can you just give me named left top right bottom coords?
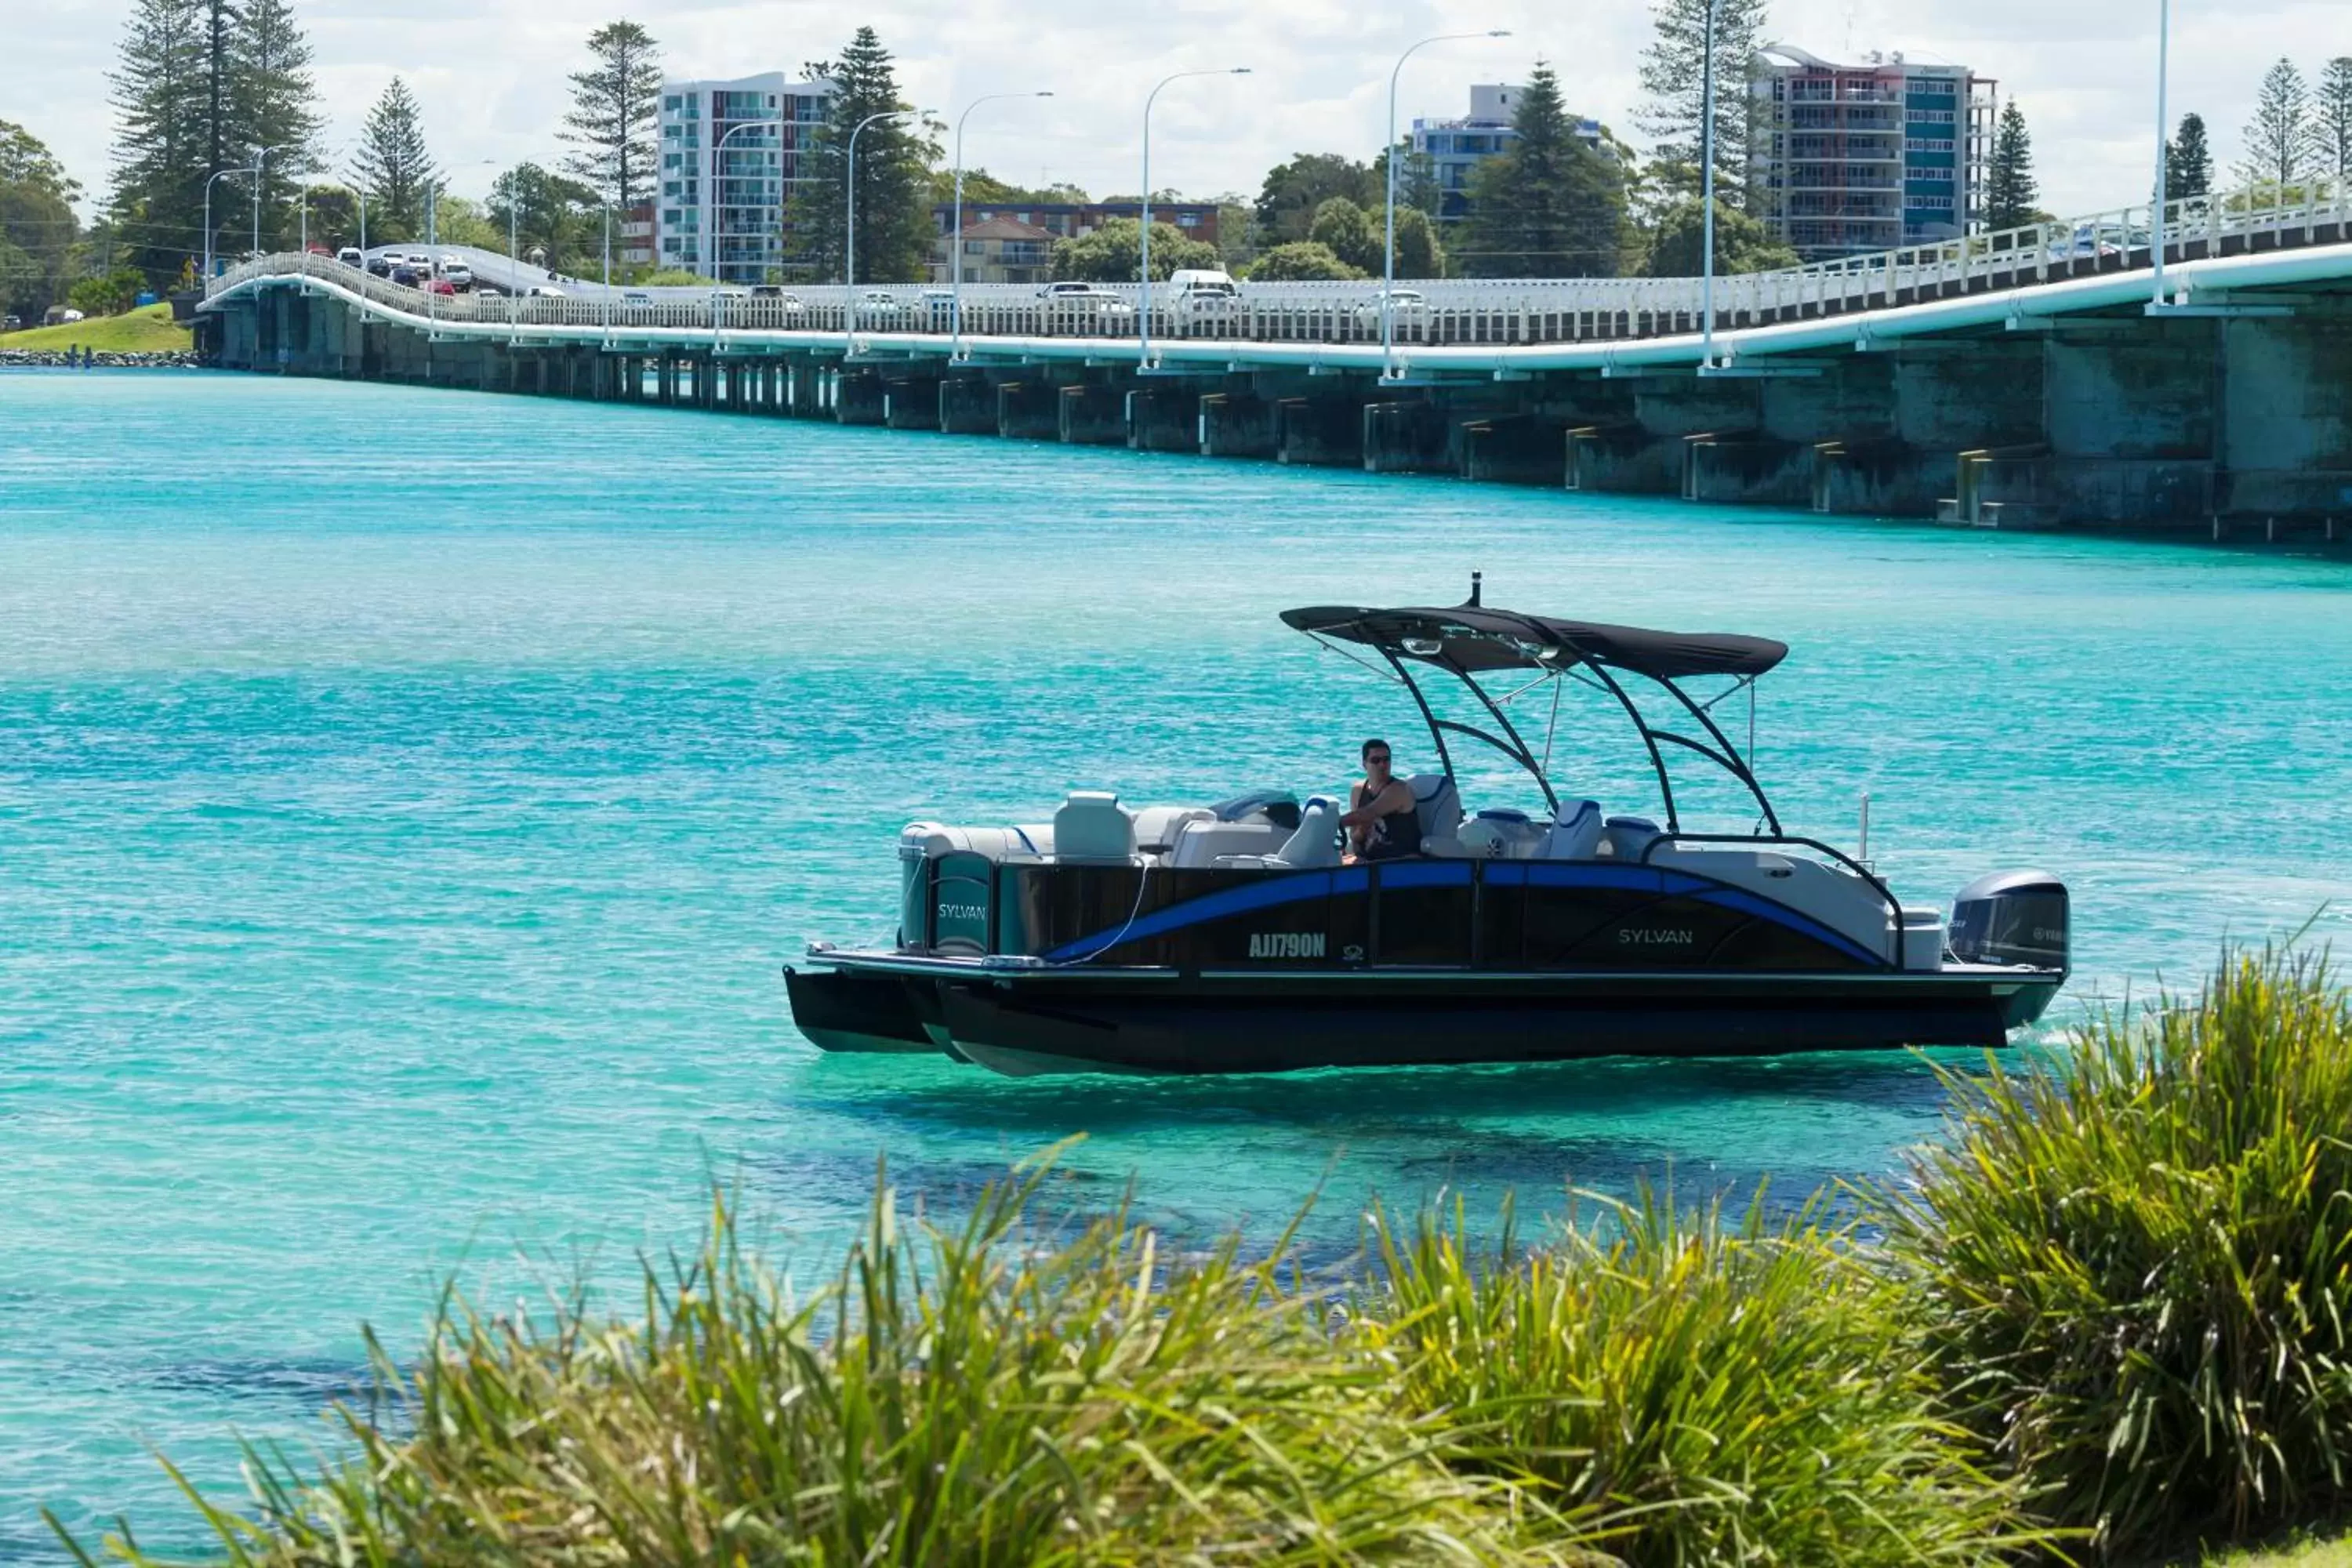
left=655, top=73, right=835, bottom=283
left=1409, top=85, right=1603, bottom=226
left=1750, top=46, right=1995, bottom=261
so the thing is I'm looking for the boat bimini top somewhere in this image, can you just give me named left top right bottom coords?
left=1279, top=573, right=1790, bottom=835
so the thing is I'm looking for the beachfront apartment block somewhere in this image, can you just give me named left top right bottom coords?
left=655, top=73, right=836, bottom=284
left=1409, top=85, right=1603, bottom=225
left=928, top=201, right=1224, bottom=285
left=1750, top=46, right=1996, bottom=262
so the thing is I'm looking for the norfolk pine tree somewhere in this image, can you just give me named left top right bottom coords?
left=1984, top=100, right=2039, bottom=230
left=2316, top=58, right=2352, bottom=179
left=1637, top=0, right=1770, bottom=206
left=2166, top=112, right=2212, bottom=199
left=786, top=28, right=938, bottom=284
left=2238, top=58, right=2316, bottom=188
left=351, top=78, right=436, bottom=242
left=105, top=0, right=205, bottom=278
left=234, top=0, right=322, bottom=250
left=1458, top=62, right=1627, bottom=278
left=562, top=21, right=663, bottom=212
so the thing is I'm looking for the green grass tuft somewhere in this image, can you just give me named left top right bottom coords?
left=1878, top=943, right=2352, bottom=1556
left=1, top=303, right=193, bottom=354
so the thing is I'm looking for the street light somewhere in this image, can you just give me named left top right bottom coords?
left=1384, top=31, right=1510, bottom=382
left=846, top=107, right=934, bottom=347
left=712, top=115, right=784, bottom=290
left=252, top=143, right=296, bottom=260
left=2151, top=0, right=2172, bottom=307
left=1139, top=67, right=1250, bottom=370
left=950, top=91, right=1053, bottom=359
left=1700, top=0, right=1722, bottom=367
left=201, top=164, right=251, bottom=281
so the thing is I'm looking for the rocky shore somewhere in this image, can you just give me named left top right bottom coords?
left=0, top=348, right=203, bottom=368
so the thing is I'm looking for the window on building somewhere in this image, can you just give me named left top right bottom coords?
left=663, top=95, right=681, bottom=111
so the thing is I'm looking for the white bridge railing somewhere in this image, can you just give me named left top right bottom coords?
left=208, top=176, right=2347, bottom=349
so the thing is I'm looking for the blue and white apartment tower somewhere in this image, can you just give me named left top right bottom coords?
left=1751, top=45, right=1995, bottom=262
left=1409, top=85, right=1604, bottom=226
left=655, top=73, right=836, bottom=284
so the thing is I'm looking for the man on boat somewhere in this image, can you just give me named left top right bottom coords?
left=1341, top=739, right=1421, bottom=863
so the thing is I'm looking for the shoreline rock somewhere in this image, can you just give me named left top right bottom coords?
left=0, top=349, right=205, bottom=369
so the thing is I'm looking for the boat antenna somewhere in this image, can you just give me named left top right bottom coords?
left=1467, top=570, right=1483, bottom=608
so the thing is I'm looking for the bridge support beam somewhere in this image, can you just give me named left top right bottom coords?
left=939, top=373, right=996, bottom=434
left=997, top=379, right=1059, bottom=439
left=1461, top=414, right=1567, bottom=486
left=884, top=374, right=942, bottom=430
left=1276, top=395, right=1363, bottom=466
left=1363, top=398, right=1454, bottom=474
left=2220, top=314, right=2352, bottom=517
left=1059, top=383, right=1125, bottom=445
left=1126, top=386, right=1201, bottom=452
left=836, top=370, right=887, bottom=426
left=1200, top=391, right=1277, bottom=458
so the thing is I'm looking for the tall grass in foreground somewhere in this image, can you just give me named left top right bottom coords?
left=69, top=1160, right=1543, bottom=1566
left=1879, top=946, right=2352, bottom=1556
left=1371, top=1189, right=2036, bottom=1565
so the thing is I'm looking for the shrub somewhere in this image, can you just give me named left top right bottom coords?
left=1244, top=241, right=1366, bottom=282
left=1878, top=946, right=2352, bottom=1555
left=63, top=1156, right=1537, bottom=1566
left=1368, top=1188, right=2034, bottom=1566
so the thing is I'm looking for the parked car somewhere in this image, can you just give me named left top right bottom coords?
left=51, top=307, right=86, bottom=324
left=2, top=314, right=21, bottom=332
left=390, top=265, right=421, bottom=287
left=1168, top=267, right=1240, bottom=325
left=474, top=284, right=504, bottom=299
left=1037, top=281, right=1136, bottom=321
left=854, top=289, right=903, bottom=325
left=525, top=285, right=567, bottom=299
left=423, top=278, right=456, bottom=296
left=749, top=286, right=806, bottom=317
left=365, top=254, right=394, bottom=278
left=619, top=290, right=652, bottom=307
left=336, top=247, right=363, bottom=268
left=1352, top=288, right=1432, bottom=332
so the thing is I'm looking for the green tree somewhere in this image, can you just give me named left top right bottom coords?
left=1212, top=194, right=1254, bottom=269
left=1374, top=140, right=1442, bottom=216
left=1637, top=0, right=1770, bottom=205
left=1253, top=152, right=1378, bottom=244
left=1984, top=100, right=2039, bottom=231
left=561, top=21, right=662, bottom=212
left=0, top=122, right=80, bottom=320
left=104, top=0, right=205, bottom=278
left=350, top=78, right=434, bottom=244
left=1243, top=241, right=1363, bottom=281
left=1049, top=217, right=1217, bottom=282
left=234, top=0, right=322, bottom=251
left=300, top=182, right=356, bottom=248
left=2238, top=58, right=2315, bottom=188
left=786, top=27, right=939, bottom=284
left=1392, top=205, right=1446, bottom=278
left=1457, top=63, right=1629, bottom=278
left=68, top=266, right=150, bottom=316
left=1306, top=196, right=1377, bottom=272
left=2317, top=58, right=2352, bottom=179
left=1640, top=197, right=1797, bottom=275
left=2166, top=111, right=2212, bottom=199
left=487, top=162, right=604, bottom=273
left=0, top=122, right=81, bottom=197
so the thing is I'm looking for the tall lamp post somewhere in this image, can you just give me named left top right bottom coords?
left=1139, top=67, right=1250, bottom=370
left=2150, top=0, right=2172, bottom=308
left=950, top=90, right=1053, bottom=360
left=711, top=116, right=784, bottom=288
left=845, top=105, right=932, bottom=343
left=1700, top=0, right=1722, bottom=367
left=251, top=143, right=296, bottom=260
left=1384, top=31, right=1509, bottom=383
left=202, top=163, right=251, bottom=282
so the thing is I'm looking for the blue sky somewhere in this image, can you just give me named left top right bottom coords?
left=17, top=0, right=2347, bottom=220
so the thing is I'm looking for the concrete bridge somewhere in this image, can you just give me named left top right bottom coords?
left=201, top=179, right=2352, bottom=538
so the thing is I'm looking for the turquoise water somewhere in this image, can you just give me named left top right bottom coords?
left=2, top=369, right=2347, bottom=1552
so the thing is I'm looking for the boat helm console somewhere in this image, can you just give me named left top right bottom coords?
left=786, top=579, right=2069, bottom=1077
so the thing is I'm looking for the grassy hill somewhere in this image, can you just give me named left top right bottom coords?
left=0, top=302, right=193, bottom=354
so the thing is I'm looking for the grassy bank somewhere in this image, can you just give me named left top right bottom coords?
left=1, top=303, right=192, bottom=354
left=59, top=945, right=2352, bottom=1565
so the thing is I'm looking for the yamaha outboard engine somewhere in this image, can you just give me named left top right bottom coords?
left=1948, top=870, right=2069, bottom=971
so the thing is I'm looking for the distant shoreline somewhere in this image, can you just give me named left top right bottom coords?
left=0, top=350, right=202, bottom=369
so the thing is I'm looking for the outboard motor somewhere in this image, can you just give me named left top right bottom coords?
left=1948, top=869, right=2069, bottom=971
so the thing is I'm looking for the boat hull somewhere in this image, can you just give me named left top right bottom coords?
left=792, top=962, right=2063, bottom=1077
left=782, top=966, right=940, bottom=1054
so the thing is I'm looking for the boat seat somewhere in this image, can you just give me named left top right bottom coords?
left=1458, top=809, right=1548, bottom=860
left=1209, top=789, right=1301, bottom=829
left=1270, top=796, right=1342, bottom=868
left=1595, top=815, right=1661, bottom=861
left=899, top=822, right=1049, bottom=862
left=1406, top=775, right=1463, bottom=839
left=1131, top=805, right=1214, bottom=856
left=1543, top=800, right=1605, bottom=859
left=1171, top=819, right=1287, bottom=868
left=1052, top=791, right=1137, bottom=862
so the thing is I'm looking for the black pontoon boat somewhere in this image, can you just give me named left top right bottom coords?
left=786, top=582, right=2067, bottom=1076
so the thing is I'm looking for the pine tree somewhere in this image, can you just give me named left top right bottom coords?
left=785, top=27, right=940, bottom=284
left=1636, top=0, right=1771, bottom=207
left=105, top=0, right=205, bottom=278
left=2238, top=58, right=2314, bottom=189
left=1983, top=100, right=2039, bottom=230
left=351, top=78, right=435, bottom=243
left=1457, top=62, right=1628, bottom=278
left=233, top=0, right=322, bottom=251
left=2166, top=111, right=2212, bottom=199
left=2316, top=57, right=2352, bottom=180
left=561, top=20, right=662, bottom=211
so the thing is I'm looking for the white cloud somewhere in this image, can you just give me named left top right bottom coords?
left=15, top=0, right=2350, bottom=226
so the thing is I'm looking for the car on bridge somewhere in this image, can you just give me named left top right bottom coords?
left=1169, top=268, right=1240, bottom=330
left=1353, top=288, right=1432, bottom=338
left=749, top=286, right=808, bottom=321
left=1036, top=281, right=1135, bottom=332
left=855, top=290, right=905, bottom=327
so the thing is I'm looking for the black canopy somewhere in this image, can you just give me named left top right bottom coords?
left=1280, top=604, right=1787, bottom=681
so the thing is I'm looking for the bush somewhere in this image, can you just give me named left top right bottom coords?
left=65, top=1157, right=1532, bottom=1566
left=1244, top=241, right=1366, bottom=282
left=1878, top=946, right=2352, bottom=1555
left=1370, top=1189, right=2034, bottom=1566
left=67, top=267, right=146, bottom=318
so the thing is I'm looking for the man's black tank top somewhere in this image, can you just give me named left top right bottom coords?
left=1363, top=777, right=1422, bottom=859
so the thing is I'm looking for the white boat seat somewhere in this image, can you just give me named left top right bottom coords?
left=899, top=822, right=1048, bottom=862
left=1406, top=774, right=1462, bottom=838
left=1053, top=790, right=1137, bottom=862
left=1272, top=796, right=1342, bottom=868
left=1131, top=805, right=1214, bottom=856
left=1171, top=820, right=1287, bottom=868
left=1595, top=815, right=1661, bottom=861
left=1543, top=800, right=1605, bottom=859
left=1458, top=809, right=1548, bottom=860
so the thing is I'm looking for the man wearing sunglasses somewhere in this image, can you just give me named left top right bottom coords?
left=1340, top=738, right=1421, bottom=863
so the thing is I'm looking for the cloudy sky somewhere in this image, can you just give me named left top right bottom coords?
left=17, top=0, right=2348, bottom=220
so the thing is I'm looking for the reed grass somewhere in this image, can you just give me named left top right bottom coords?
left=1368, top=1186, right=2038, bottom=1566
left=1877, top=945, right=2352, bottom=1556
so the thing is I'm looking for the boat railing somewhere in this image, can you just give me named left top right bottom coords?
left=1636, top=832, right=1903, bottom=966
